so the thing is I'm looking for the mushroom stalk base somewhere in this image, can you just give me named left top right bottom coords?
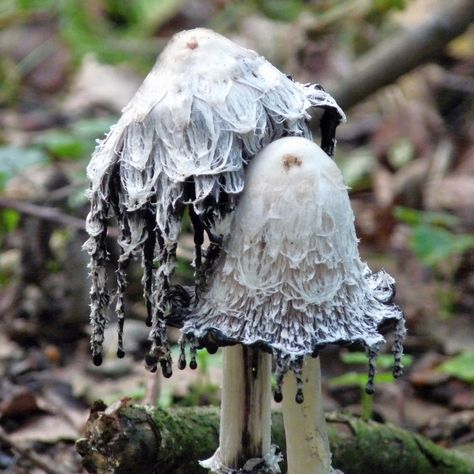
left=201, top=345, right=280, bottom=473
left=282, top=357, right=331, bottom=474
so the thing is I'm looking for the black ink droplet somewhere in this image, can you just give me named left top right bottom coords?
left=274, top=391, right=283, bottom=403
left=295, top=390, right=304, bottom=404
left=93, top=354, right=103, bottom=366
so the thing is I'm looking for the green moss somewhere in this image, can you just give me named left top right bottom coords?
left=79, top=404, right=474, bottom=474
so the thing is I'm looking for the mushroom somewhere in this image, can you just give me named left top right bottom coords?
left=83, top=28, right=345, bottom=375
left=179, top=136, right=406, bottom=473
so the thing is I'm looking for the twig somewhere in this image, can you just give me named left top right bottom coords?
left=306, top=0, right=370, bottom=35
left=439, top=72, right=474, bottom=95
left=44, top=181, right=88, bottom=203
left=331, top=0, right=474, bottom=109
left=0, top=197, right=118, bottom=238
left=0, top=197, right=86, bottom=232
left=0, top=426, right=69, bottom=474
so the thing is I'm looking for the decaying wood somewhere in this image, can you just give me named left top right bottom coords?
left=331, top=0, right=474, bottom=109
left=76, top=399, right=474, bottom=474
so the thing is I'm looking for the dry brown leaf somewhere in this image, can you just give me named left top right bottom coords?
left=63, top=54, right=141, bottom=115
left=9, top=414, right=79, bottom=444
left=0, top=384, right=40, bottom=417
left=430, top=175, right=474, bottom=213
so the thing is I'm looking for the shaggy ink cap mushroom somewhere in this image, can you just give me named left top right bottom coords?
left=180, top=136, right=406, bottom=402
left=83, top=28, right=345, bottom=374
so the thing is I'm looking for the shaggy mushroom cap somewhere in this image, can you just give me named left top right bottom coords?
left=83, top=28, right=345, bottom=374
left=180, top=137, right=406, bottom=400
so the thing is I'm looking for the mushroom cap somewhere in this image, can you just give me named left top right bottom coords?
left=86, top=28, right=344, bottom=219
left=182, top=137, right=404, bottom=363
left=83, top=28, right=345, bottom=372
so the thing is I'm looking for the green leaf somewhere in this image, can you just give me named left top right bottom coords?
left=340, top=352, right=369, bottom=365
left=341, top=351, right=413, bottom=369
left=438, top=352, right=474, bottom=384
left=256, top=0, right=307, bottom=22
left=331, top=371, right=395, bottom=388
left=394, top=207, right=459, bottom=228
left=0, top=209, right=20, bottom=233
left=410, top=225, right=474, bottom=267
left=34, top=131, right=85, bottom=159
left=373, top=0, right=407, bottom=12
left=32, top=118, right=114, bottom=160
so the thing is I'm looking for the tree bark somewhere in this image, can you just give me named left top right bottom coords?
left=76, top=399, right=474, bottom=474
left=330, top=0, right=474, bottom=110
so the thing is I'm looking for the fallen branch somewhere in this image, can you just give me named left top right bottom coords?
left=0, top=197, right=87, bottom=232
left=331, top=0, right=474, bottom=109
left=0, top=197, right=118, bottom=238
left=76, top=399, right=474, bottom=474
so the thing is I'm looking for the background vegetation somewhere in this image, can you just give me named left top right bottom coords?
left=0, top=0, right=473, bottom=472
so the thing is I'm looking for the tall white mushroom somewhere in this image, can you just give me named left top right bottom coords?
left=83, top=28, right=345, bottom=374
left=180, top=136, right=406, bottom=473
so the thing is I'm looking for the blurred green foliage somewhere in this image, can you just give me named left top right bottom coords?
left=332, top=351, right=413, bottom=420
left=33, top=118, right=114, bottom=160
left=340, top=351, right=413, bottom=370
left=395, top=207, right=474, bottom=317
left=394, top=207, right=474, bottom=268
left=0, top=0, right=412, bottom=73
left=410, top=226, right=474, bottom=268
left=373, top=0, right=407, bottom=13
left=165, top=346, right=221, bottom=407
left=0, top=142, right=45, bottom=244
left=0, top=145, right=48, bottom=191
left=438, top=352, right=474, bottom=385
left=253, top=0, right=308, bottom=21
left=0, top=209, right=20, bottom=233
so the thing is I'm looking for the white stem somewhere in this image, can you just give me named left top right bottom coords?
left=282, top=357, right=331, bottom=474
left=202, top=345, right=273, bottom=472
left=220, top=345, right=273, bottom=467
left=143, top=370, right=161, bottom=405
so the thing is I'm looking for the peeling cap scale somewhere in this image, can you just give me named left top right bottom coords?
left=83, top=28, right=405, bottom=474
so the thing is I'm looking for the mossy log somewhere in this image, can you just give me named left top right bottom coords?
left=76, top=398, right=474, bottom=474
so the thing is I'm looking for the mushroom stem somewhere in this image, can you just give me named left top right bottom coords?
left=282, top=357, right=331, bottom=474
left=203, top=345, right=275, bottom=472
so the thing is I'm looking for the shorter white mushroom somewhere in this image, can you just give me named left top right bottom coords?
left=179, top=136, right=405, bottom=473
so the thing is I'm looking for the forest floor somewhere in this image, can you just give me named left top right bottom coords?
left=0, top=1, right=473, bottom=472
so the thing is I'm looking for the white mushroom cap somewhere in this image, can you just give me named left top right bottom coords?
left=86, top=28, right=344, bottom=214
left=181, top=137, right=405, bottom=396
left=83, top=28, right=345, bottom=373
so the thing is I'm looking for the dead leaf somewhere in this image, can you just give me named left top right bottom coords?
left=429, top=175, right=474, bottom=213
left=63, top=54, right=141, bottom=115
left=9, top=415, right=79, bottom=444
left=0, top=384, right=40, bottom=417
